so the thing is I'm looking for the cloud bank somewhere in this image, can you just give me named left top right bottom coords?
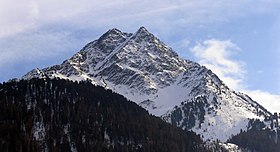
left=191, top=39, right=245, bottom=90
left=191, top=39, right=280, bottom=113
left=244, top=90, right=280, bottom=113
left=1, top=0, right=279, bottom=38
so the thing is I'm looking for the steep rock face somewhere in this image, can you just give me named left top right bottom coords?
left=22, top=27, right=272, bottom=141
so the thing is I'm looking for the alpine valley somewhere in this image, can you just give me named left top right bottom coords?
left=2, top=27, right=280, bottom=151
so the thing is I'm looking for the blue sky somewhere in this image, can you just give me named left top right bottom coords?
left=0, top=0, right=280, bottom=111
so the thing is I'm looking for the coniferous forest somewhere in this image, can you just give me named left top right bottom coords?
left=228, top=119, right=280, bottom=152
left=0, top=78, right=209, bottom=152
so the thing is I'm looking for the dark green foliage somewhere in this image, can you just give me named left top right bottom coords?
left=0, top=78, right=208, bottom=152
left=168, top=96, right=207, bottom=129
left=228, top=119, right=280, bottom=152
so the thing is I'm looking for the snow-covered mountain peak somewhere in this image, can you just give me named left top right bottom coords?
left=22, top=27, right=272, bottom=142
left=133, top=26, right=154, bottom=40
left=107, top=27, right=122, bottom=34
left=137, top=26, right=149, bottom=33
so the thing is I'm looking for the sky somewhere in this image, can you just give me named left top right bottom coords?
left=0, top=0, right=280, bottom=112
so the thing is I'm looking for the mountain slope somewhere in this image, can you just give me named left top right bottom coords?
left=23, top=27, right=272, bottom=142
left=0, top=78, right=208, bottom=152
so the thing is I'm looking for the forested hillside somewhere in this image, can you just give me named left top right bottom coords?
left=0, top=78, right=208, bottom=152
left=228, top=119, right=280, bottom=152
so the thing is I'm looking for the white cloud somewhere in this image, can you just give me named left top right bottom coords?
left=191, top=39, right=245, bottom=90
left=190, top=39, right=280, bottom=113
left=1, top=0, right=279, bottom=38
left=243, top=90, right=280, bottom=113
left=0, top=1, right=36, bottom=38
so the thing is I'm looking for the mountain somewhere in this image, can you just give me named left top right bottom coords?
left=23, top=27, right=272, bottom=142
left=0, top=78, right=208, bottom=152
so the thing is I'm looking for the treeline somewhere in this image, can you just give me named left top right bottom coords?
left=0, top=78, right=208, bottom=152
